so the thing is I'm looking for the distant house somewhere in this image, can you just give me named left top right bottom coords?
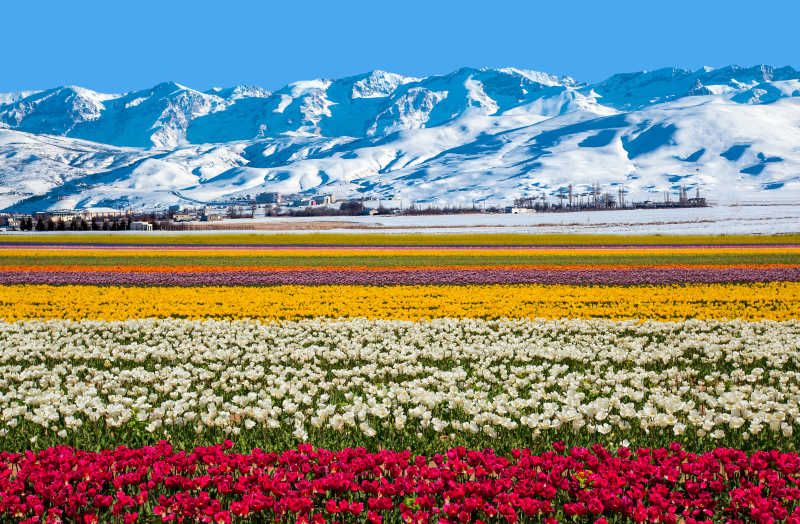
left=688, top=197, right=707, bottom=207
left=172, top=213, right=194, bottom=222
left=50, top=210, right=77, bottom=222
left=201, top=213, right=222, bottom=222
left=130, top=221, right=153, bottom=231
left=293, top=197, right=315, bottom=207
left=227, top=206, right=254, bottom=218
left=202, top=206, right=225, bottom=215
left=312, top=194, right=336, bottom=206
left=256, top=192, right=282, bottom=204
left=506, top=207, right=536, bottom=214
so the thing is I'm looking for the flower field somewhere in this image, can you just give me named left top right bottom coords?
left=1, top=233, right=800, bottom=522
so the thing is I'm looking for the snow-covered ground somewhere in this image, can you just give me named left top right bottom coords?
left=202, top=205, right=800, bottom=235
left=3, top=205, right=796, bottom=236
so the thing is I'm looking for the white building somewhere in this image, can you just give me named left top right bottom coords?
left=130, top=221, right=153, bottom=231
left=362, top=199, right=407, bottom=210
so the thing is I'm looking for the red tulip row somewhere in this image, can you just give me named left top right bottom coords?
left=2, top=441, right=800, bottom=523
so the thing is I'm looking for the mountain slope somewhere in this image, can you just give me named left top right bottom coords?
left=2, top=64, right=800, bottom=211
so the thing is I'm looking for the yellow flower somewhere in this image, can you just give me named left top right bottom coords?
left=1, top=282, right=798, bottom=321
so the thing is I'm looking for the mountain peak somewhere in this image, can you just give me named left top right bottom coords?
left=148, top=81, right=199, bottom=96
left=350, top=70, right=417, bottom=99
left=496, top=67, right=572, bottom=87
left=280, top=78, right=332, bottom=97
left=208, top=85, right=271, bottom=100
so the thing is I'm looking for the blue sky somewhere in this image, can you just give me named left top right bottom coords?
left=3, top=0, right=796, bottom=92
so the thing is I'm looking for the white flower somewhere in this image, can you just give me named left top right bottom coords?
left=0, top=317, right=797, bottom=445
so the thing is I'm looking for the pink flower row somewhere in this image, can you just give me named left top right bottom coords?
left=2, top=441, right=799, bottom=524
left=2, top=267, right=800, bottom=286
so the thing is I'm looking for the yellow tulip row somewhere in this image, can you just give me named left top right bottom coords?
left=1, top=282, right=798, bottom=322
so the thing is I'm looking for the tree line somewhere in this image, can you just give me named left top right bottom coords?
left=16, top=217, right=133, bottom=232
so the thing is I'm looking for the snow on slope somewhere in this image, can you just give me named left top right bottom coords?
left=2, top=65, right=800, bottom=211
left=0, top=90, right=42, bottom=106
left=585, top=64, right=800, bottom=110
left=0, top=129, right=145, bottom=209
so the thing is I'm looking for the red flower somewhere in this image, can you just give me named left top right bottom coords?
left=587, top=498, right=604, bottom=514
left=230, top=501, right=249, bottom=516
left=1, top=442, right=799, bottom=524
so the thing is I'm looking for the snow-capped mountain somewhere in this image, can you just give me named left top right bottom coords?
left=2, top=65, right=800, bottom=211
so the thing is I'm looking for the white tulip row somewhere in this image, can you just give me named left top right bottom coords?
left=1, top=318, right=798, bottom=442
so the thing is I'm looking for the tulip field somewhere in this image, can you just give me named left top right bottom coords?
left=1, top=232, right=800, bottom=523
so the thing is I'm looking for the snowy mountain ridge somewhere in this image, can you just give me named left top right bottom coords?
left=1, top=64, right=800, bottom=211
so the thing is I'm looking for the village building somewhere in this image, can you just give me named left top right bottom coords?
left=129, top=221, right=153, bottom=231
left=171, top=213, right=194, bottom=222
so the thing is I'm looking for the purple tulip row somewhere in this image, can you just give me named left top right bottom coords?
left=3, top=267, right=800, bottom=286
